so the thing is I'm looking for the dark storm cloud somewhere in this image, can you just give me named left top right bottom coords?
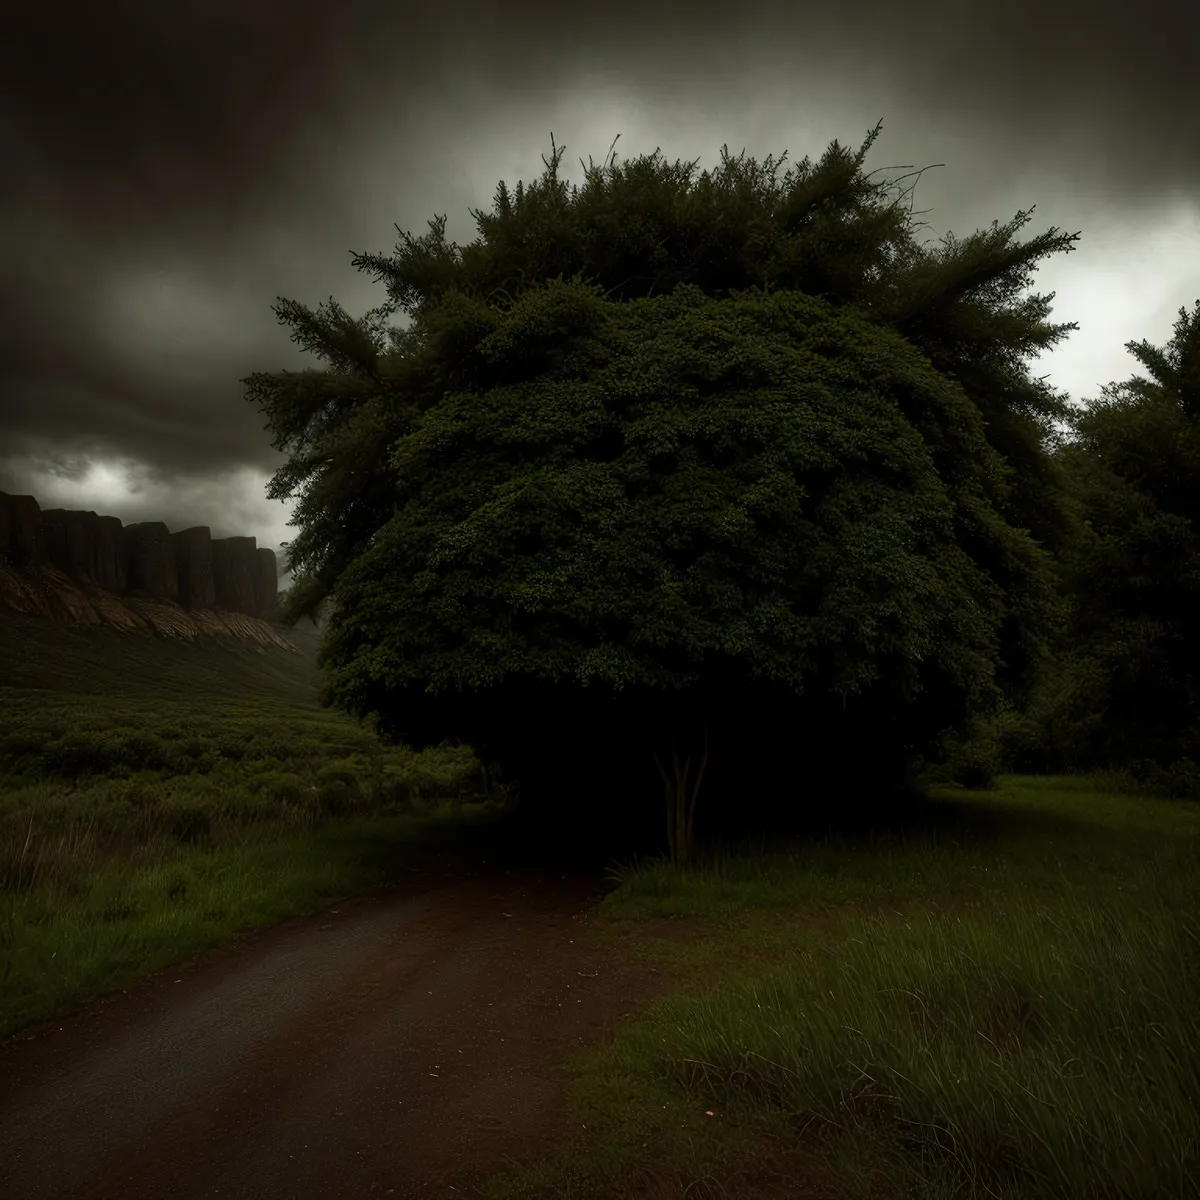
left=1, top=0, right=1197, bottom=501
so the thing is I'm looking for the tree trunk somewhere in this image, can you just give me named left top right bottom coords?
left=649, top=718, right=709, bottom=867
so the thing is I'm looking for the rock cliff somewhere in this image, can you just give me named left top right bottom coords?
left=0, top=491, right=295, bottom=651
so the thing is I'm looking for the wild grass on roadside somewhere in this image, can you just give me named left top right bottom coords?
left=486, top=777, right=1200, bottom=1200
left=0, top=802, right=505, bottom=1039
left=616, top=879, right=1197, bottom=1198
left=0, top=676, right=507, bottom=1040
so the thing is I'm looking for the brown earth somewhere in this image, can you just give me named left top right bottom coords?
left=0, top=855, right=680, bottom=1200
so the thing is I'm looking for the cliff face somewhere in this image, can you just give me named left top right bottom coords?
left=0, top=491, right=295, bottom=651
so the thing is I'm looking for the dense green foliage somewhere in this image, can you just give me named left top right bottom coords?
left=247, top=122, right=1082, bottom=624
left=315, top=277, right=1063, bottom=851
left=247, top=123, right=1094, bottom=855
left=994, top=302, right=1200, bottom=794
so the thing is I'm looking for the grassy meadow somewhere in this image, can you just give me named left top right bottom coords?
left=484, top=776, right=1199, bottom=1200
left=1, top=609, right=1196, bottom=1198
left=0, top=609, right=501, bottom=1037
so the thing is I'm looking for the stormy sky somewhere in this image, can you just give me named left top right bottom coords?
left=2, top=1, right=1198, bottom=581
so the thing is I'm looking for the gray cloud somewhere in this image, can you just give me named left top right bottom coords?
left=2, top=0, right=1197, bottom=556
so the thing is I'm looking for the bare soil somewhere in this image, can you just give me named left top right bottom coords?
left=0, top=853, right=678, bottom=1199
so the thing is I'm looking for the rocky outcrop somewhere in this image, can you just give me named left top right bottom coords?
left=125, top=521, right=179, bottom=601
left=0, top=561, right=104, bottom=627
left=3, top=493, right=46, bottom=561
left=212, top=536, right=259, bottom=615
left=255, top=548, right=278, bottom=621
left=96, top=515, right=127, bottom=593
left=42, top=508, right=92, bottom=583
left=173, top=526, right=217, bottom=609
left=0, top=491, right=292, bottom=650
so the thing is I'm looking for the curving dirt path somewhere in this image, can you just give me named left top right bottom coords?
left=0, top=855, right=674, bottom=1199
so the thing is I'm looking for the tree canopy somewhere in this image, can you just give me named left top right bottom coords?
left=244, top=122, right=1089, bottom=859
left=246, top=122, right=1081, bottom=626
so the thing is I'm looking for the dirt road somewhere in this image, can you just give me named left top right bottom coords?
left=0, top=857, right=671, bottom=1199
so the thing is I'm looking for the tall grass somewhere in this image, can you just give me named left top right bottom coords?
left=0, top=693, right=487, bottom=894
left=0, top=615, right=507, bottom=1038
left=624, top=882, right=1197, bottom=1197
left=0, top=804, right=505, bottom=1038
left=487, top=777, right=1200, bottom=1199
left=0, top=699, right=499, bottom=1038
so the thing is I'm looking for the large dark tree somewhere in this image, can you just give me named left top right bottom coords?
left=245, top=124, right=1083, bottom=861
left=1022, top=301, right=1200, bottom=788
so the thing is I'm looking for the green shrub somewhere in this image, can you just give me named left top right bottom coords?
left=1129, top=757, right=1200, bottom=801
left=170, top=736, right=210, bottom=766
left=923, top=716, right=1005, bottom=790
left=255, top=771, right=307, bottom=807
left=311, top=764, right=366, bottom=816
left=316, top=781, right=365, bottom=817
left=161, top=803, right=212, bottom=846
left=42, top=733, right=118, bottom=777
left=119, top=731, right=172, bottom=771
left=1000, top=655, right=1110, bottom=775
left=0, top=732, right=44, bottom=767
left=367, top=774, right=416, bottom=811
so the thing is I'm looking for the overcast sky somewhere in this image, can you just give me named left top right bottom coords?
left=2, top=0, right=1198, bottom=579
